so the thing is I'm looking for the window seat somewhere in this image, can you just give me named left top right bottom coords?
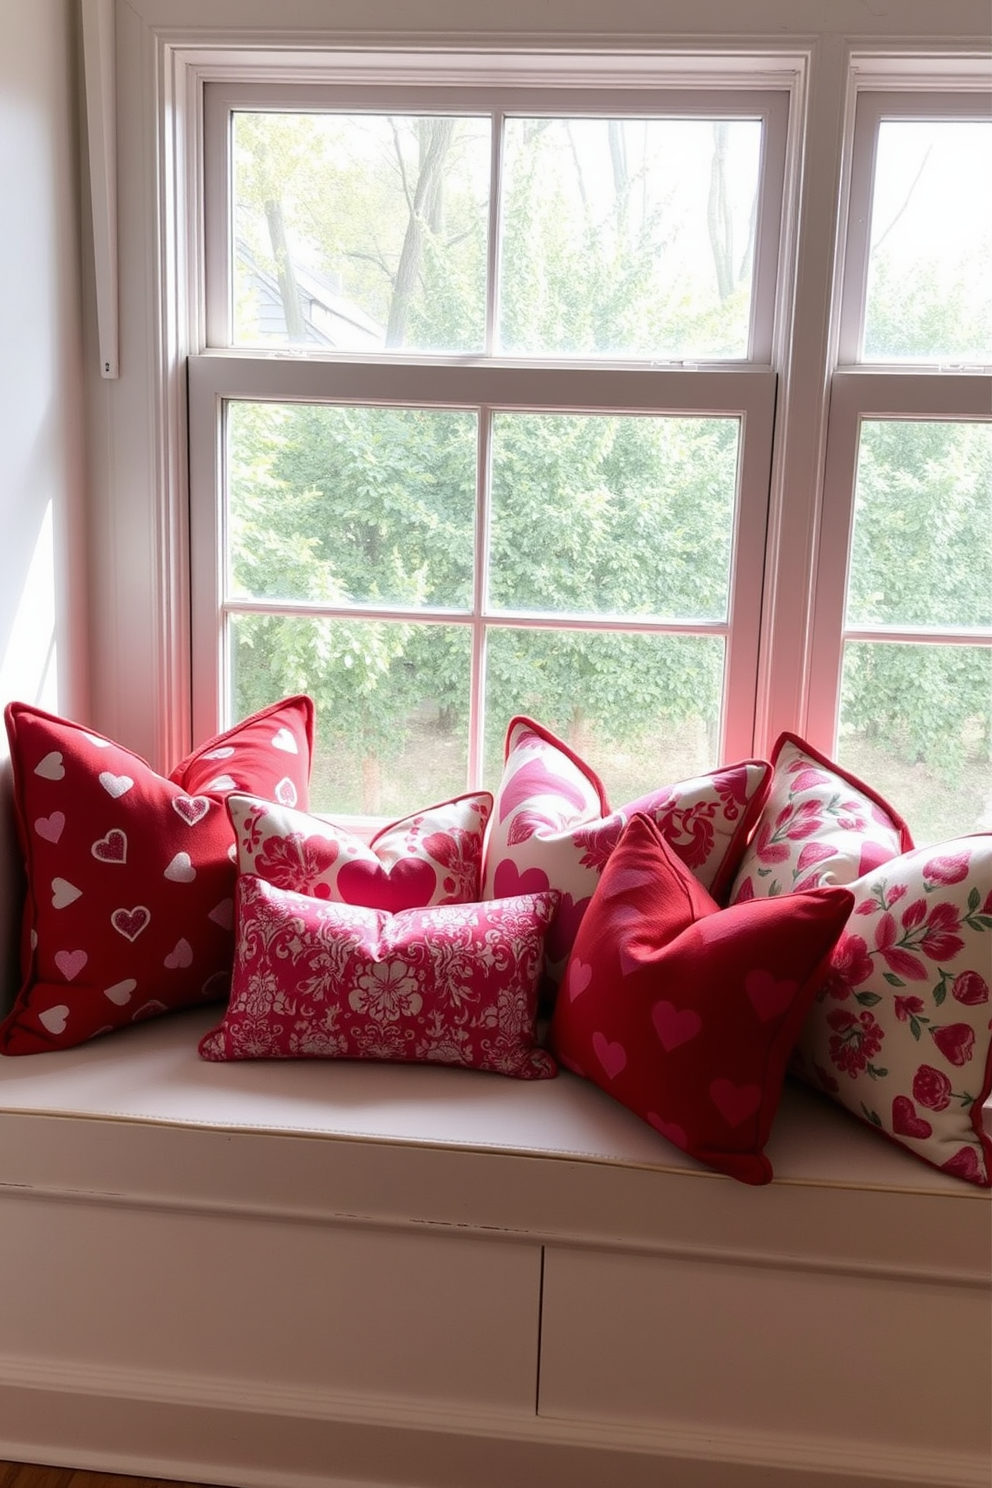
left=0, top=1005, right=989, bottom=1488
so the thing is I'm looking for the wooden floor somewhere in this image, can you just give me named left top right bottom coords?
left=0, top=1466, right=212, bottom=1488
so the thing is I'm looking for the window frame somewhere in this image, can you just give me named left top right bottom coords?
left=190, top=74, right=792, bottom=796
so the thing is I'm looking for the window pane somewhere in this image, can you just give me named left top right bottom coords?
left=232, top=112, right=490, bottom=352
left=484, top=627, right=724, bottom=798
left=488, top=413, right=739, bottom=619
left=837, top=641, right=992, bottom=844
left=230, top=615, right=472, bottom=814
left=863, top=119, right=992, bottom=363
left=226, top=402, right=477, bottom=608
left=499, top=117, right=762, bottom=359
left=846, top=421, right=992, bottom=629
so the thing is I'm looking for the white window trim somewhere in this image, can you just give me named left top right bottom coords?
left=89, top=3, right=992, bottom=778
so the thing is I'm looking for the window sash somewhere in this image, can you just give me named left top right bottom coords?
left=202, top=82, right=790, bottom=364
left=807, top=370, right=992, bottom=748
left=188, top=355, right=777, bottom=778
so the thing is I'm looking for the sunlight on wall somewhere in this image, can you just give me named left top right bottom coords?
left=0, top=499, right=57, bottom=711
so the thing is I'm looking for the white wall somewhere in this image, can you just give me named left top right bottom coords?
left=0, top=0, right=87, bottom=1002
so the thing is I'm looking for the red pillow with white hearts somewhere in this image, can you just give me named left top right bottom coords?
left=550, top=813, right=854, bottom=1184
left=227, top=790, right=493, bottom=911
left=483, top=716, right=772, bottom=988
left=199, top=874, right=558, bottom=1079
left=791, top=835, right=992, bottom=1186
left=728, top=732, right=912, bottom=904
left=0, top=696, right=314, bottom=1054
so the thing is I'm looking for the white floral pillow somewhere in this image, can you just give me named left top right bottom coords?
left=729, top=733, right=912, bottom=903
left=792, top=835, right=992, bottom=1185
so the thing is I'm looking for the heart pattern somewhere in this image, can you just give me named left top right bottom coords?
left=271, top=727, right=299, bottom=754
left=2, top=695, right=314, bottom=1054
left=651, top=1000, right=702, bottom=1052
left=744, top=969, right=797, bottom=1022
left=111, top=905, right=152, bottom=942
left=92, top=829, right=127, bottom=864
left=172, top=794, right=211, bottom=826
left=592, top=1030, right=627, bottom=1079
left=51, top=878, right=82, bottom=909
left=99, top=772, right=134, bottom=799
left=35, top=752, right=65, bottom=780
left=104, top=979, right=137, bottom=1006
left=566, top=959, right=592, bottom=1001
left=35, top=812, right=65, bottom=844
left=709, top=1078, right=762, bottom=1128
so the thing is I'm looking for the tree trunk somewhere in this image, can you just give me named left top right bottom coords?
left=385, top=118, right=456, bottom=348
left=265, top=198, right=308, bottom=343
left=361, top=753, right=382, bottom=814
left=707, top=122, right=734, bottom=303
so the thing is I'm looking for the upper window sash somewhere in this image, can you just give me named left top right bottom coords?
left=202, top=82, right=790, bottom=365
left=836, top=89, right=992, bottom=369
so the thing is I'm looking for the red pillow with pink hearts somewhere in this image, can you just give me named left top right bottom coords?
left=0, top=696, right=314, bottom=1054
left=199, top=874, right=558, bottom=1079
left=550, top=812, right=853, bottom=1184
left=483, top=716, right=772, bottom=990
left=728, top=733, right=912, bottom=903
left=791, top=834, right=992, bottom=1186
left=227, top=790, right=493, bottom=910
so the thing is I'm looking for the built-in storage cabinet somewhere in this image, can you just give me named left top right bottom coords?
left=1, top=1196, right=543, bottom=1412
left=537, top=1244, right=989, bottom=1466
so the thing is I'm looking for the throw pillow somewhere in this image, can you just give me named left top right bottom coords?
left=792, top=835, right=992, bottom=1186
left=483, top=715, right=771, bottom=987
left=729, top=732, right=912, bottom=903
left=0, top=695, right=314, bottom=1054
left=227, top=790, right=493, bottom=911
left=549, top=812, right=854, bottom=1184
left=199, top=875, right=558, bottom=1079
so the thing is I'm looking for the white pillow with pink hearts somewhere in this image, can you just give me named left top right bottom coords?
left=482, top=716, right=772, bottom=989
left=227, top=790, right=493, bottom=912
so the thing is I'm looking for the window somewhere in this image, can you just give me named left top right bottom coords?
left=810, top=90, right=992, bottom=844
left=180, top=48, right=992, bottom=842
left=189, top=81, right=786, bottom=814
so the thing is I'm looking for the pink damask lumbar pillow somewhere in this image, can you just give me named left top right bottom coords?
left=199, top=874, right=558, bottom=1079
left=482, top=716, right=771, bottom=988
left=227, top=790, right=492, bottom=911
left=792, top=835, right=992, bottom=1186
left=1, top=696, right=314, bottom=1054
left=728, top=733, right=912, bottom=904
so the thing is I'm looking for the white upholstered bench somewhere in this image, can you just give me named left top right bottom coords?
left=0, top=1004, right=988, bottom=1488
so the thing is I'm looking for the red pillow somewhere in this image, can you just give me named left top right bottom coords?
left=0, top=696, right=314, bottom=1054
left=550, top=813, right=853, bottom=1184
left=199, top=875, right=558, bottom=1079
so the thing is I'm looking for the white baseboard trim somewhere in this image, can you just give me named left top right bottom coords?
left=0, top=1353, right=984, bottom=1488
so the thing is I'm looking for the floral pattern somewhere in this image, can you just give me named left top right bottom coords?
left=793, top=835, right=992, bottom=1185
left=729, top=734, right=912, bottom=903
left=483, top=716, right=771, bottom=991
left=199, top=874, right=559, bottom=1079
left=228, top=790, right=492, bottom=913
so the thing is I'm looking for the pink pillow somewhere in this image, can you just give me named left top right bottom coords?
left=199, top=875, right=558, bottom=1079
left=0, top=696, right=314, bottom=1054
left=483, top=716, right=771, bottom=987
left=550, top=813, right=854, bottom=1184
left=792, top=835, right=992, bottom=1186
left=729, top=733, right=912, bottom=903
left=227, top=790, right=493, bottom=910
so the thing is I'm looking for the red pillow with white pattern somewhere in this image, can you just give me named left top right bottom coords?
left=199, top=874, right=558, bottom=1079
left=482, top=716, right=771, bottom=988
left=0, top=696, right=314, bottom=1054
left=728, top=733, right=912, bottom=904
left=549, top=813, right=853, bottom=1184
left=792, top=835, right=992, bottom=1186
left=228, top=790, right=493, bottom=911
